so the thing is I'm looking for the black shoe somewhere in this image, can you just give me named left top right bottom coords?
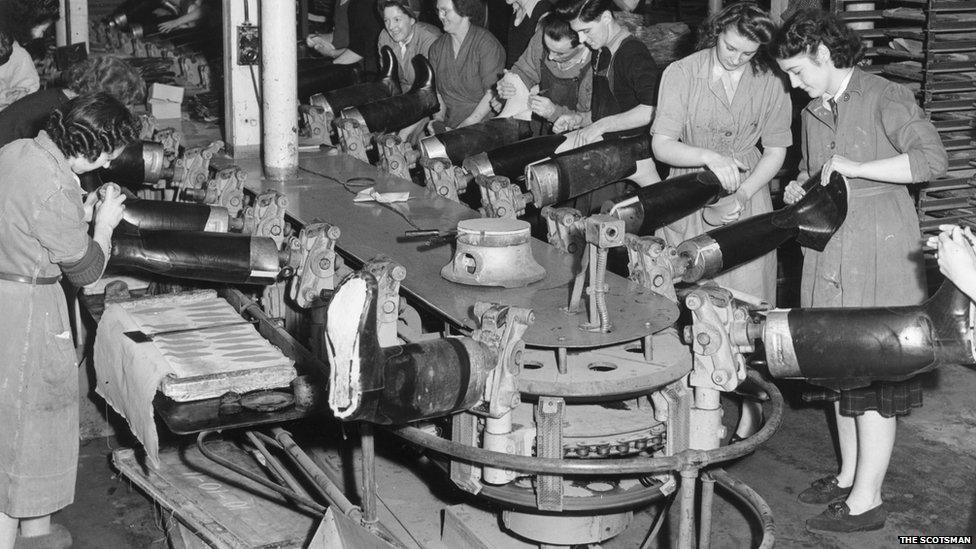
left=797, top=475, right=852, bottom=504
left=806, top=501, right=886, bottom=533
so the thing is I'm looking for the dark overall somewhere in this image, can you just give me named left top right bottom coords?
left=533, top=54, right=590, bottom=136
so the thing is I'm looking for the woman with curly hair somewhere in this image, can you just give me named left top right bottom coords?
left=773, top=10, right=947, bottom=533
left=0, top=56, right=146, bottom=148
left=652, top=2, right=789, bottom=302
left=0, top=92, right=137, bottom=549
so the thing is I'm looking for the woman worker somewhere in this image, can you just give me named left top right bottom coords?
left=552, top=0, right=659, bottom=147
left=650, top=2, right=790, bottom=445
left=774, top=10, right=947, bottom=532
left=652, top=3, right=789, bottom=310
left=0, top=56, right=145, bottom=148
left=0, top=92, right=136, bottom=549
left=378, top=0, right=441, bottom=91
left=498, top=14, right=591, bottom=135
left=428, top=0, right=505, bottom=130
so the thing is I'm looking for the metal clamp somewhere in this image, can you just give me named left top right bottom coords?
left=376, top=134, right=418, bottom=180
left=243, top=190, right=289, bottom=247
left=287, top=223, right=342, bottom=308
left=567, top=215, right=625, bottom=332
left=422, top=157, right=469, bottom=203
left=299, top=104, right=333, bottom=147
left=683, top=286, right=759, bottom=393
left=540, top=206, right=584, bottom=257
left=335, top=117, right=371, bottom=162
left=624, top=234, right=680, bottom=304
left=477, top=175, right=530, bottom=219
left=471, top=302, right=534, bottom=419
left=173, top=140, right=224, bottom=191
left=363, top=256, right=407, bottom=347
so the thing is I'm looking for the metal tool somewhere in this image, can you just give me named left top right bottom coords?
left=123, top=319, right=259, bottom=343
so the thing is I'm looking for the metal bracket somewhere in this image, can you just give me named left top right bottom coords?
left=138, top=114, right=158, bottom=141
left=567, top=215, right=625, bottom=332
left=152, top=128, right=184, bottom=162
left=287, top=223, right=342, bottom=308
left=535, top=396, right=565, bottom=511
left=450, top=413, right=483, bottom=494
left=540, top=206, right=584, bottom=257
left=173, top=140, right=224, bottom=191
left=477, top=175, right=529, bottom=219
left=471, top=303, right=534, bottom=419
left=625, top=234, right=680, bottom=304
left=336, top=118, right=371, bottom=162
left=684, top=286, right=753, bottom=393
left=376, top=134, right=417, bottom=180
left=243, top=190, right=289, bottom=247
left=300, top=105, right=333, bottom=147
left=362, top=256, right=407, bottom=347
left=422, top=157, right=468, bottom=203
left=183, top=167, right=247, bottom=218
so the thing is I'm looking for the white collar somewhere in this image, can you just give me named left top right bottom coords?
left=822, top=68, right=853, bottom=109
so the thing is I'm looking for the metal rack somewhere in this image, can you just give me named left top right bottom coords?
left=832, top=0, right=976, bottom=234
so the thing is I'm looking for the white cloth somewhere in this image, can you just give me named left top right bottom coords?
left=0, top=42, right=39, bottom=111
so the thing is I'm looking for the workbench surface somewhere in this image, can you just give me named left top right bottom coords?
left=232, top=152, right=678, bottom=348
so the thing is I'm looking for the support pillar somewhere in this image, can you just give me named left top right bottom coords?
left=222, top=0, right=262, bottom=158
left=56, top=0, right=89, bottom=47
left=260, top=1, right=299, bottom=180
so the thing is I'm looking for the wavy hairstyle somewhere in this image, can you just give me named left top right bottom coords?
left=696, top=2, right=776, bottom=73
left=45, top=92, right=141, bottom=162
left=772, top=8, right=864, bottom=68
left=554, top=0, right=613, bottom=24
left=379, top=0, right=420, bottom=20
left=62, top=57, right=146, bottom=106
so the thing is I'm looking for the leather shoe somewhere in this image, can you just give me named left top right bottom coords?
left=13, top=523, right=72, bottom=549
left=797, top=475, right=852, bottom=504
left=806, top=501, right=886, bottom=533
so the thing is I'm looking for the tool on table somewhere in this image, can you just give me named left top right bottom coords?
left=124, top=319, right=259, bottom=343
left=399, top=228, right=458, bottom=248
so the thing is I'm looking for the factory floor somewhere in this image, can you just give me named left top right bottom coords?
left=61, top=363, right=975, bottom=549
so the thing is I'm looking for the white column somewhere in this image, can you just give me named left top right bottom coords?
left=56, top=0, right=89, bottom=47
left=222, top=0, right=262, bottom=158
left=260, top=0, right=299, bottom=180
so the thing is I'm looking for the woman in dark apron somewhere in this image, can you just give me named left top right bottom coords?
left=498, top=14, right=591, bottom=135
left=553, top=0, right=662, bottom=210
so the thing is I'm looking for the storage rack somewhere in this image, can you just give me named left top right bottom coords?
left=831, top=0, right=976, bottom=235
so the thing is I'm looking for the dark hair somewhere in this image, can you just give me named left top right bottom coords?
left=62, top=57, right=146, bottom=105
left=772, top=8, right=864, bottom=68
left=554, top=0, right=613, bottom=23
left=379, top=0, right=419, bottom=21
left=697, top=2, right=776, bottom=73
left=0, top=29, right=12, bottom=65
left=45, top=92, right=141, bottom=162
left=0, top=0, right=59, bottom=44
left=449, top=0, right=486, bottom=22
left=540, top=13, right=579, bottom=47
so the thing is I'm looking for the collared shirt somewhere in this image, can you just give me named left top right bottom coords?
left=821, top=68, right=854, bottom=111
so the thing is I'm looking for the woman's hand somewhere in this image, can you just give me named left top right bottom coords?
left=307, top=34, right=336, bottom=56
left=529, top=95, right=556, bottom=119
left=928, top=225, right=976, bottom=290
left=821, top=155, right=861, bottom=184
left=158, top=16, right=188, bottom=32
left=553, top=113, right=584, bottom=134
left=94, top=183, right=126, bottom=231
left=496, top=76, right=518, bottom=100
left=82, top=191, right=98, bottom=223
left=702, top=151, right=747, bottom=192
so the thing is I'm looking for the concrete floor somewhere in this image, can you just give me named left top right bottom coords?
left=60, top=362, right=975, bottom=548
